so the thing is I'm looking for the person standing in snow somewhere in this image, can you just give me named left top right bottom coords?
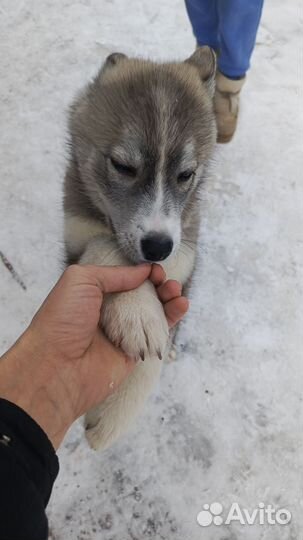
left=185, top=0, right=264, bottom=142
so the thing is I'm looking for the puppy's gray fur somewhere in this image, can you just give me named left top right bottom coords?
left=64, top=47, right=217, bottom=449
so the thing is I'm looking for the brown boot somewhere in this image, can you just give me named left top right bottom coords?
left=214, top=72, right=246, bottom=143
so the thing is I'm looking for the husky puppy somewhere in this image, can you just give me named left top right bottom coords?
left=63, top=47, right=217, bottom=450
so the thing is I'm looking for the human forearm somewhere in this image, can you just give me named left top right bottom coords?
left=0, top=329, right=73, bottom=450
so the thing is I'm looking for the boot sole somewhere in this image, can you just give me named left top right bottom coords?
left=217, top=132, right=234, bottom=144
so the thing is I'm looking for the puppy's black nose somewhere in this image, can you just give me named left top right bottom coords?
left=141, top=233, right=173, bottom=262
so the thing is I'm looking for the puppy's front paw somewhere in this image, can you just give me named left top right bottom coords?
left=101, top=281, right=169, bottom=360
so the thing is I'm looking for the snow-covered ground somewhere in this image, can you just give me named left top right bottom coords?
left=0, top=1, right=302, bottom=539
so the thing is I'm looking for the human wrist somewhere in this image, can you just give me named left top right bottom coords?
left=0, top=328, right=74, bottom=449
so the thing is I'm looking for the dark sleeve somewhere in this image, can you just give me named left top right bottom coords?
left=0, top=398, right=59, bottom=540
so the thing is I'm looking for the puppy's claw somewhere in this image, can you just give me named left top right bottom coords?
left=143, top=329, right=150, bottom=348
left=157, top=350, right=163, bottom=360
left=139, top=350, right=145, bottom=362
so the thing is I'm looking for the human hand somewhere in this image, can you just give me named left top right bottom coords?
left=0, top=264, right=188, bottom=449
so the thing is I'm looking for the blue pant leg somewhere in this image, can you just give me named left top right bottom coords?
left=185, top=0, right=219, bottom=50
left=217, top=0, right=264, bottom=78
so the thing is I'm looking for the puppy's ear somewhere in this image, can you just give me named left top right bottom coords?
left=101, top=52, right=128, bottom=73
left=98, top=52, right=128, bottom=80
left=185, top=46, right=216, bottom=97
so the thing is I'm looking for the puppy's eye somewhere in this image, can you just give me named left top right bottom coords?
left=177, top=170, right=194, bottom=183
left=110, top=157, right=136, bottom=177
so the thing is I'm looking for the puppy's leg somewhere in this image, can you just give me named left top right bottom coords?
left=85, top=352, right=163, bottom=450
left=78, top=236, right=169, bottom=450
left=162, top=241, right=196, bottom=360
left=162, top=241, right=196, bottom=284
